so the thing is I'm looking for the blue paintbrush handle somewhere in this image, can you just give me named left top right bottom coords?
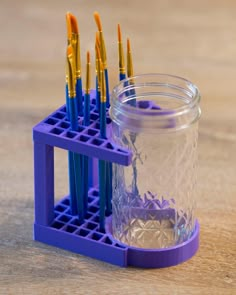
left=104, top=68, right=110, bottom=107
left=68, top=151, right=77, bottom=215
left=73, top=153, right=84, bottom=224
left=119, top=73, right=126, bottom=81
left=76, top=77, right=83, bottom=115
left=68, top=97, right=78, bottom=131
left=84, top=93, right=90, bottom=126
left=100, top=101, right=106, bottom=139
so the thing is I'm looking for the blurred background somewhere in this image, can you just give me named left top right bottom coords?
left=0, top=0, right=235, bottom=293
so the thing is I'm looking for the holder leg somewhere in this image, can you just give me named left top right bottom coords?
left=34, top=142, right=54, bottom=226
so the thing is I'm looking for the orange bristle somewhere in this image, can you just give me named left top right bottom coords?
left=94, top=12, right=102, bottom=31
left=117, top=24, right=122, bottom=43
left=127, top=38, right=131, bottom=52
left=96, top=32, right=100, bottom=47
left=70, top=14, right=79, bottom=34
left=95, top=43, right=101, bottom=59
left=66, top=12, right=72, bottom=40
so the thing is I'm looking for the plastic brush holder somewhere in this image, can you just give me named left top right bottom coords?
left=33, top=73, right=201, bottom=267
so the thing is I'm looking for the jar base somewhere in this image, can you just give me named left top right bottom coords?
left=105, top=216, right=199, bottom=268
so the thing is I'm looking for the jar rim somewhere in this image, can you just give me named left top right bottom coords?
left=110, top=73, right=201, bottom=132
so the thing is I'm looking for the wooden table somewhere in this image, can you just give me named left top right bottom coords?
left=0, top=0, right=235, bottom=294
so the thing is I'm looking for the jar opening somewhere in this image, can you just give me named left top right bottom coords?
left=110, top=74, right=201, bottom=133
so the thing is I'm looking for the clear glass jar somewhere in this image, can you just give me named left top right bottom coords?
left=109, top=74, right=201, bottom=249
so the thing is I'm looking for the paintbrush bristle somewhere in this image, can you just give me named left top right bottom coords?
left=94, top=12, right=102, bottom=31
left=127, top=38, right=131, bottom=53
left=70, top=14, right=79, bottom=34
left=66, top=12, right=72, bottom=40
left=117, top=24, right=122, bottom=43
left=95, top=43, right=101, bottom=59
left=96, top=32, right=100, bottom=47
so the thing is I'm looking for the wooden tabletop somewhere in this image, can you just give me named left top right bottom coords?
left=0, top=0, right=235, bottom=294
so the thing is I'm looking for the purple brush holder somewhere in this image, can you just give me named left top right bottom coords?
left=33, top=74, right=201, bottom=267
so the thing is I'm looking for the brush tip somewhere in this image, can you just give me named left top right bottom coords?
left=70, top=14, right=79, bottom=34
left=117, top=24, right=122, bottom=42
left=94, top=11, right=102, bottom=31
left=127, top=38, right=131, bottom=52
left=66, top=12, right=72, bottom=39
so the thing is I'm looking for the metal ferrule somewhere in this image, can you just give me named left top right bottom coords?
left=100, top=69, right=106, bottom=103
left=67, top=55, right=76, bottom=98
left=71, top=33, right=81, bottom=79
left=85, top=61, right=90, bottom=95
left=118, top=42, right=125, bottom=75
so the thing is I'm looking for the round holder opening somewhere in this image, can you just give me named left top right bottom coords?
left=106, top=216, right=199, bottom=268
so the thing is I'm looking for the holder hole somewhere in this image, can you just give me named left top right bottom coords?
left=51, top=128, right=64, bottom=135
left=58, top=215, right=72, bottom=223
left=91, top=190, right=99, bottom=196
left=90, top=233, right=103, bottom=241
left=59, top=121, right=70, bottom=129
left=106, top=142, right=114, bottom=150
left=64, top=225, right=77, bottom=233
left=45, top=118, right=58, bottom=125
left=91, top=138, right=104, bottom=146
left=88, top=206, right=99, bottom=213
left=77, top=229, right=89, bottom=237
left=65, top=131, right=77, bottom=139
left=51, top=221, right=64, bottom=229
left=53, top=112, right=65, bottom=119
left=90, top=113, right=99, bottom=121
left=85, top=222, right=97, bottom=230
left=87, top=129, right=98, bottom=136
left=55, top=205, right=67, bottom=212
left=85, top=212, right=93, bottom=220
left=78, top=135, right=90, bottom=142
left=106, top=117, right=112, bottom=124
left=88, top=196, right=94, bottom=203
left=103, top=237, right=113, bottom=245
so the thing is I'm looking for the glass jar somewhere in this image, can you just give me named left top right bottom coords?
left=109, top=74, right=201, bottom=249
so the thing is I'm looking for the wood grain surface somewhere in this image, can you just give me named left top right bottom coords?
left=0, top=0, right=235, bottom=294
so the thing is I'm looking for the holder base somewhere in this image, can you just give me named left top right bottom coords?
left=34, top=194, right=199, bottom=268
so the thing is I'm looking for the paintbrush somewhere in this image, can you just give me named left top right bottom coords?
left=70, top=14, right=83, bottom=115
left=95, top=34, right=101, bottom=112
left=127, top=38, right=136, bottom=105
left=82, top=51, right=91, bottom=211
left=65, top=13, right=77, bottom=215
left=117, top=24, right=126, bottom=81
left=94, top=12, right=110, bottom=107
left=98, top=58, right=107, bottom=231
left=67, top=44, right=84, bottom=223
